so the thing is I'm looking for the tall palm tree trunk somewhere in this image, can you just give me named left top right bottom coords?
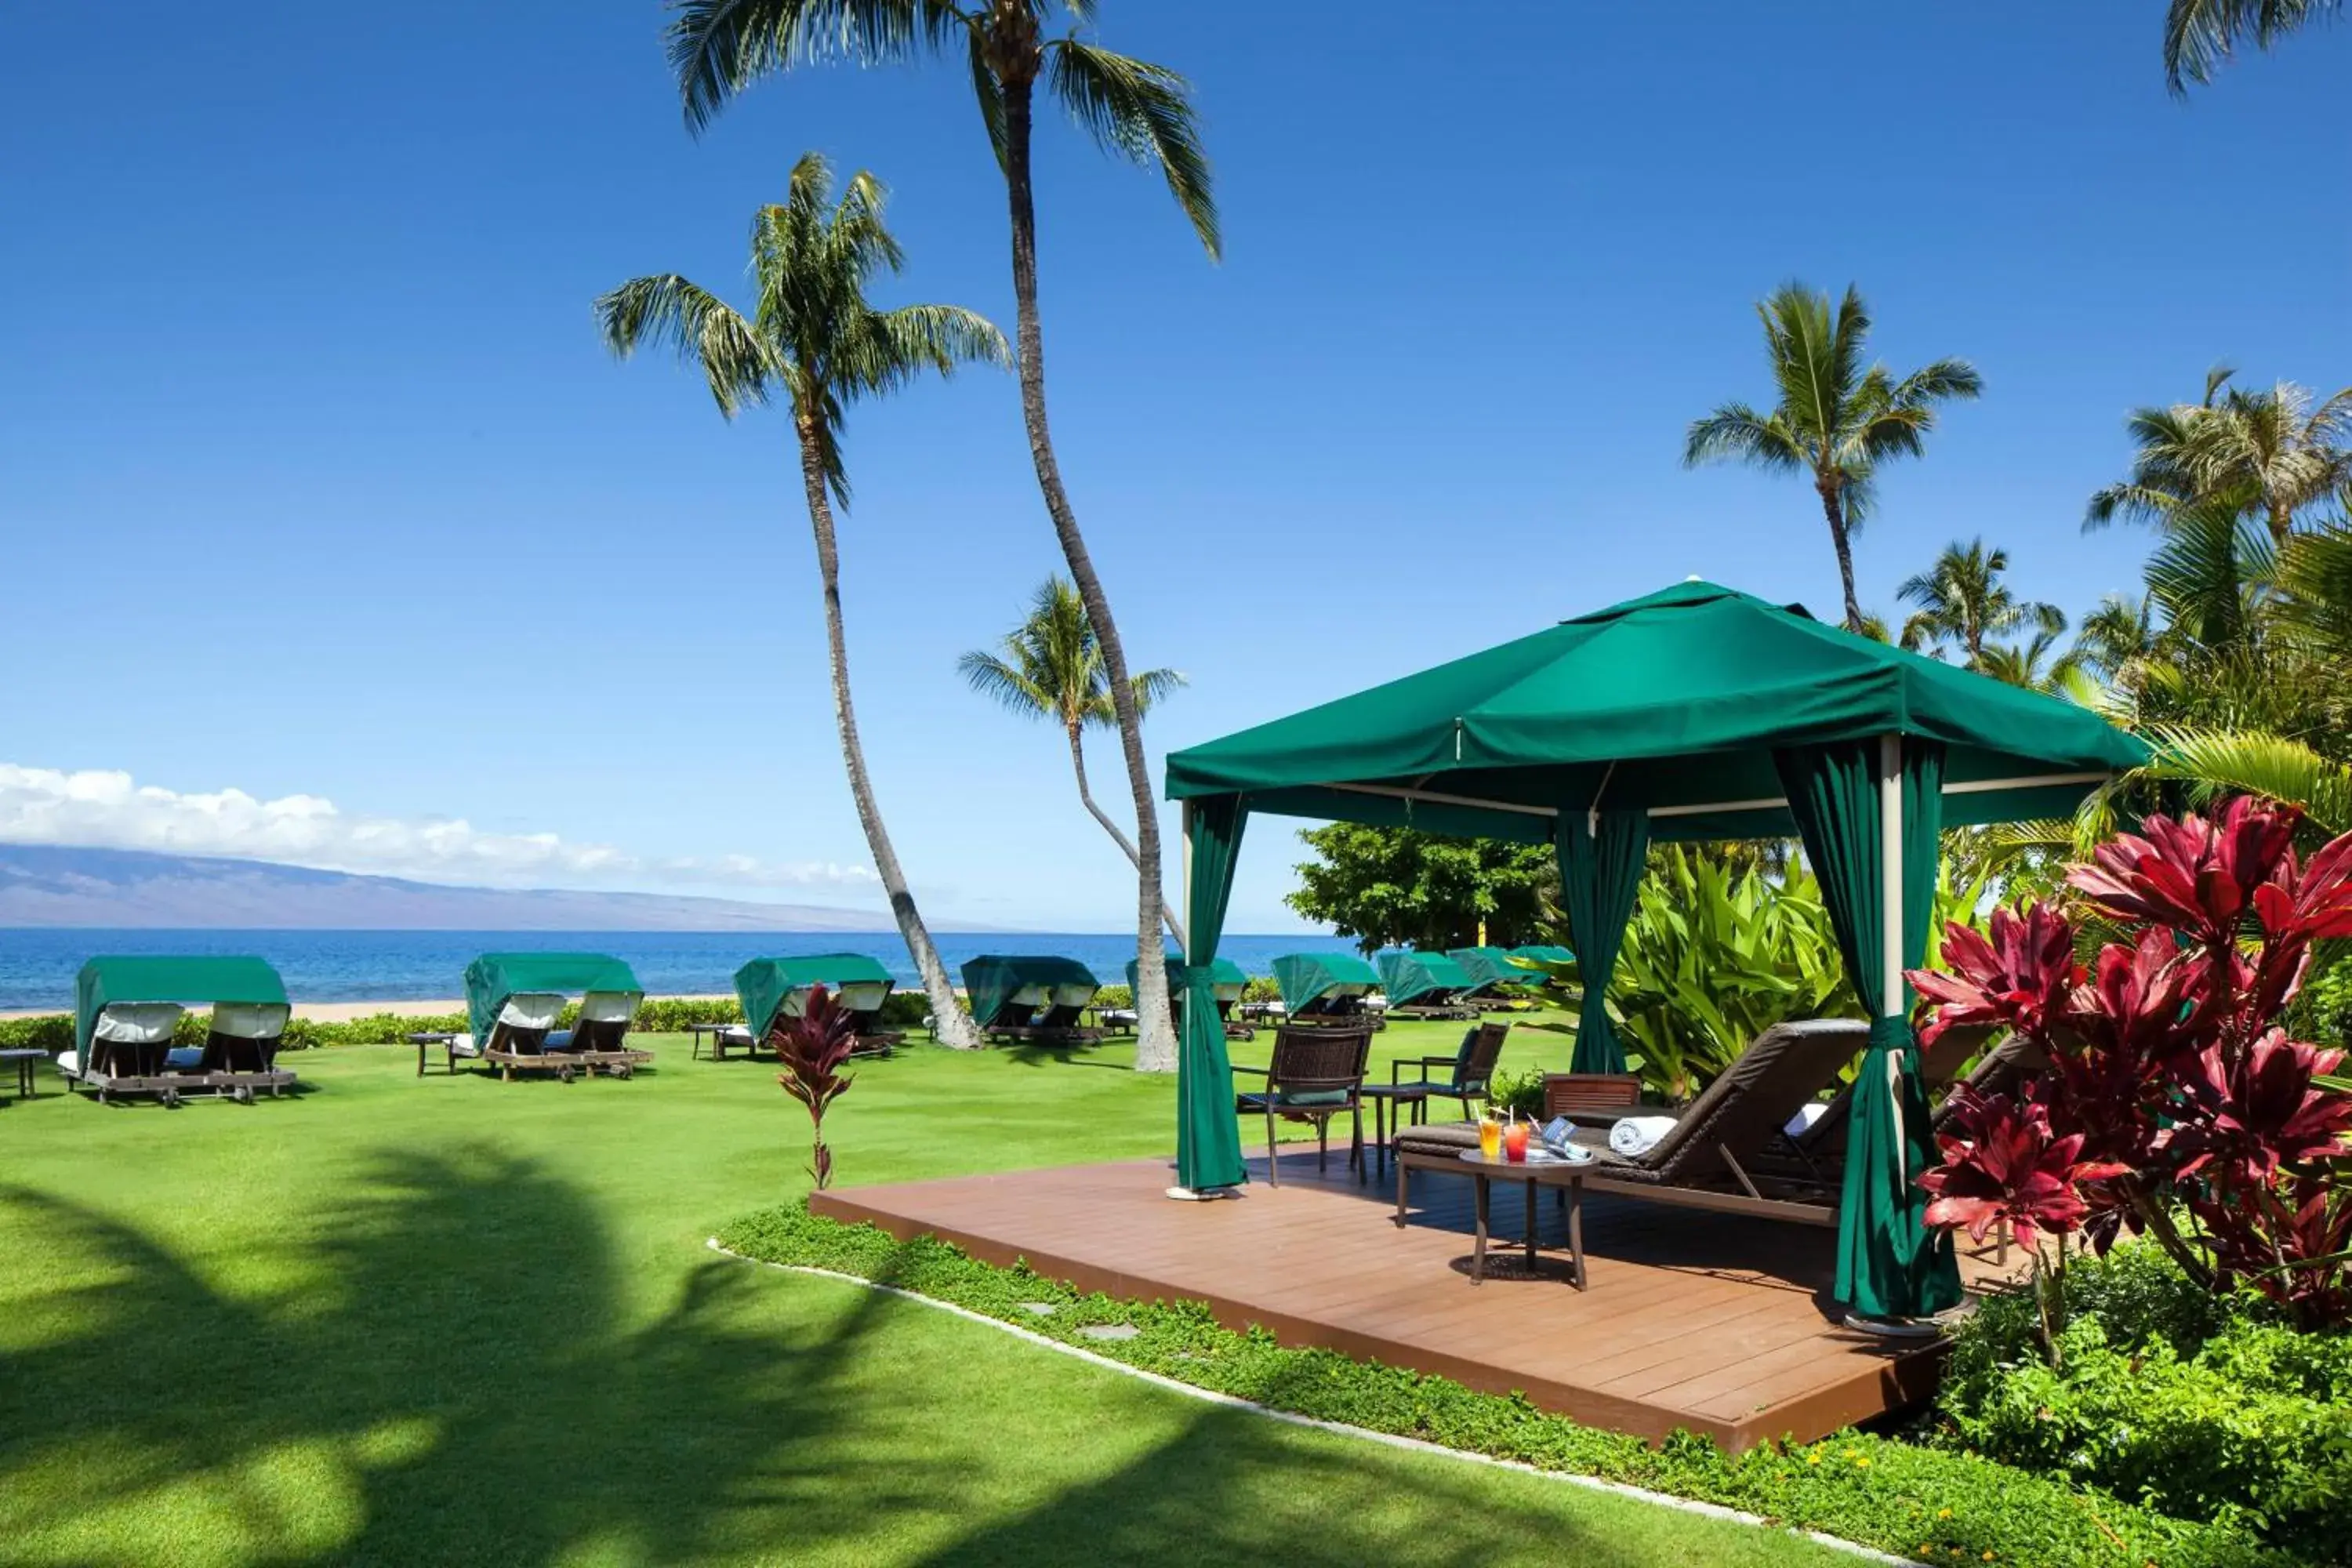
left=1818, top=479, right=1864, bottom=633
left=1065, top=722, right=1185, bottom=946
left=795, top=418, right=978, bottom=1049
left=1000, top=78, right=1179, bottom=1075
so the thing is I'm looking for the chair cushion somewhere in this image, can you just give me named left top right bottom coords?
left=1240, top=1089, right=1352, bottom=1109
left=1448, top=1027, right=1479, bottom=1086
left=1394, top=1121, right=1482, bottom=1155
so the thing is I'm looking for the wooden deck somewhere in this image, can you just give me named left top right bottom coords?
left=811, top=1145, right=2024, bottom=1451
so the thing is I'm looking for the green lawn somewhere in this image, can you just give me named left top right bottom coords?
left=0, top=1018, right=1857, bottom=1566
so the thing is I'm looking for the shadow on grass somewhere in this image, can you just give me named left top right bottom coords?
left=0, top=1149, right=924, bottom=1563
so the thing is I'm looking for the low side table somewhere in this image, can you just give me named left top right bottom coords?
left=408, top=1031, right=459, bottom=1076
left=1394, top=1145, right=1587, bottom=1290
left=2, top=1047, right=45, bottom=1099
left=1359, top=1084, right=1428, bottom=1179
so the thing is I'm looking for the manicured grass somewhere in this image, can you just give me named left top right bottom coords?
left=0, top=1018, right=1857, bottom=1566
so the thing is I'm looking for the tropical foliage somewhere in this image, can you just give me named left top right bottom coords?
left=1284, top=825, right=1552, bottom=956
left=1898, top=537, right=2067, bottom=670
left=2165, top=0, right=2347, bottom=92
left=1914, top=797, right=2352, bottom=1334
left=1685, top=282, right=1982, bottom=632
left=960, top=575, right=1186, bottom=942
left=772, top=982, right=859, bottom=1189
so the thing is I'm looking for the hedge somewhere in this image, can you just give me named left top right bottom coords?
left=714, top=1204, right=2293, bottom=1568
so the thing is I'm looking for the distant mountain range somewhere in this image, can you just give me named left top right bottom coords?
left=0, top=845, right=896, bottom=931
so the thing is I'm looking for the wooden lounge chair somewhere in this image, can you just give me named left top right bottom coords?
left=1235, top=1025, right=1372, bottom=1187
left=1760, top=1025, right=2037, bottom=1181
left=192, top=1001, right=296, bottom=1102
left=540, top=990, right=653, bottom=1079
left=1396, top=1019, right=1868, bottom=1226
left=481, top=993, right=569, bottom=1080
left=1386, top=1020, right=1511, bottom=1122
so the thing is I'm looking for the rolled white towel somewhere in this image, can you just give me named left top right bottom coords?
left=1608, top=1115, right=1679, bottom=1157
left=1784, top=1101, right=1828, bottom=1138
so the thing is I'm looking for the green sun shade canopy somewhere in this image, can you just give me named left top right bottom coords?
left=463, top=953, right=642, bottom=1047
left=1127, top=954, right=1248, bottom=996
left=960, top=954, right=1098, bottom=1025
left=1271, top=952, right=1379, bottom=1015
left=75, top=956, right=288, bottom=1057
left=1164, top=580, right=2146, bottom=840
left=733, top=953, right=896, bottom=1040
left=1511, top=944, right=1575, bottom=967
left=1377, top=950, right=1475, bottom=1007
left=1449, top=947, right=1541, bottom=991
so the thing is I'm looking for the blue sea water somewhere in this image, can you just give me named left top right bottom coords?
left=0, top=930, right=1333, bottom=1011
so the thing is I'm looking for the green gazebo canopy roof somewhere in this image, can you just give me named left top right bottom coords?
left=1512, top=945, right=1574, bottom=965
left=734, top=953, right=896, bottom=1040
left=960, top=954, right=1098, bottom=1025
left=1449, top=946, right=1540, bottom=990
left=1377, top=950, right=1474, bottom=1007
left=1165, top=580, right=2147, bottom=840
left=1127, top=954, right=1248, bottom=995
left=463, top=953, right=642, bottom=1047
left=75, top=956, right=288, bottom=1056
left=1271, top=952, right=1379, bottom=1014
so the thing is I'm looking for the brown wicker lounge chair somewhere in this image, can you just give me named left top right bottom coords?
left=1761, top=1025, right=2039, bottom=1181
left=1396, top=1018, right=1868, bottom=1226
left=1235, top=1025, right=1372, bottom=1187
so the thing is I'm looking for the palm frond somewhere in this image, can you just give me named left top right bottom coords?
left=1682, top=405, right=1804, bottom=471
left=2165, top=0, right=2343, bottom=92
left=1046, top=39, right=1219, bottom=258
left=593, top=274, right=774, bottom=417
left=955, top=649, right=1056, bottom=720
left=1126, top=666, right=1186, bottom=719
left=2136, top=724, right=2352, bottom=833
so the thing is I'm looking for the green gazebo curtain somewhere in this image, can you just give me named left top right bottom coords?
left=1556, top=805, right=1650, bottom=1074
left=1176, top=794, right=1250, bottom=1192
left=1773, top=738, right=1963, bottom=1320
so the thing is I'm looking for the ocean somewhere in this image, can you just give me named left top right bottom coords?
left=0, top=929, right=1334, bottom=1012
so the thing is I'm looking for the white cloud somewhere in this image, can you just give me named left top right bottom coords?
left=0, top=764, right=878, bottom=895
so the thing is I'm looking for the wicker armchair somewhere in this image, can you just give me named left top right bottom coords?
left=1388, top=1021, right=1509, bottom=1121
left=1234, top=1025, right=1372, bottom=1186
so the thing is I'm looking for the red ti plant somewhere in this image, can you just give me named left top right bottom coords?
left=1911, top=796, right=2352, bottom=1330
left=773, top=985, right=858, bottom=1191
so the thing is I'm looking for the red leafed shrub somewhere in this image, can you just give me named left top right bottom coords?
left=1914, top=796, right=2352, bottom=1330
left=773, top=985, right=858, bottom=1191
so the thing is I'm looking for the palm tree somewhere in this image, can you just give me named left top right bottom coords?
left=667, top=0, right=1216, bottom=1075
left=1976, top=628, right=2085, bottom=695
left=2165, top=0, right=2343, bottom=92
left=2071, top=593, right=2159, bottom=681
left=1684, top=283, right=1984, bottom=633
left=595, top=153, right=1006, bottom=1051
left=1896, top=538, right=2064, bottom=668
left=960, top=576, right=1187, bottom=942
left=2088, top=368, right=2352, bottom=546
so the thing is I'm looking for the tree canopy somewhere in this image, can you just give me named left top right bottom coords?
left=1284, top=825, right=1555, bottom=955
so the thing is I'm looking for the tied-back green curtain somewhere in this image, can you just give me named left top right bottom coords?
left=1772, top=738, right=1963, bottom=1320
left=1557, top=805, right=1650, bottom=1074
left=1176, top=794, right=1250, bottom=1192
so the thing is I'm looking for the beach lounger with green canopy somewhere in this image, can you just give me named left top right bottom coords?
left=1512, top=944, right=1574, bottom=966
left=1377, top=951, right=1480, bottom=1019
left=462, top=953, right=648, bottom=1083
left=1163, top=578, right=2147, bottom=1330
left=960, top=955, right=1103, bottom=1045
left=1447, top=946, right=1544, bottom=1009
left=65, top=956, right=295, bottom=1105
left=1129, top=953, right=1254, bottom=1038
left=731, top=954, right=899, bottom=1058
left=1271, top=952, right=1381, bottom=1025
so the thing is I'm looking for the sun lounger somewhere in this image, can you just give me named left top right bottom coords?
left=1270, top=953, right=1383, bottom=1029
left=732, top=955, right=902, bottom=1059
left=1447, top=947, right=1543, bottom=1011
left=463, top=953, right=652, bottom=1083
left=1377, top=952, right=1481, bottom=1021
left=1130, top=953, right=1255, bottom=1040
left=1396, top=1019, right=1868, bottom=1226
left=61, top=956, right=299, bottom=1107
left=961, top=955, right=1105, bottom=1046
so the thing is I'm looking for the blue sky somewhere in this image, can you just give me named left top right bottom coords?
left=2, top=2, right=2346, bottom=932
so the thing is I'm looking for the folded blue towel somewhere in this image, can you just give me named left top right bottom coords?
left=543, top=1030, right=575, bottom=1051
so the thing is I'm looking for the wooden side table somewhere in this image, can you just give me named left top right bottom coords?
left=1358, top=1084, right=1428, bottom=1179
left=1394, top=1145, right=1588, bottom=1290
left=2, top=1047, right=45, bottom=1099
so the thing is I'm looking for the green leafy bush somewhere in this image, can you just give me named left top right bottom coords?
left=1091, top=984, right=1135, bottom=1010
left=1241, top=975, right=1281, bottom=1004
left=0, top=1014, right=74, bottom=1054
left=717, top=1205, right=2286, bottom=1568
left=1483, top=1065, right=1545, bottom=1117
left=1933, top=1242, right=2352, bottom=1558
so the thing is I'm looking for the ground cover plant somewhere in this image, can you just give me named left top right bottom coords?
left=719, top=1205, right=2284, bottom=1568
left=2, top=1012, right=1898, bottom=1566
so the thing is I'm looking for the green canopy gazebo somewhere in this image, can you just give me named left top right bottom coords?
left=1162, top=580, right=2147, bottom=1323
left=74, top=955, right=288, bottom=1062
left=1126, top=953, right=1248, bottom=997
left=1376, top=950, right=1476, bottom=1014
left=462, top=953, right=642, bottom=1051
left=1447, top=946, right=1541, bottom=995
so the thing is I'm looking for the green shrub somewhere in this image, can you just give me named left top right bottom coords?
left=1933, top=1242, right=2352, bottom=1558
left=1092, top=983, right=1135, bottom=1010
left=0, top=1014, right=74, bottom=1054
left=717, top=1205, right=2285, bottom=1568
left=1484, top=1065, right=1544, bottom=1117
left=1241, top=975, right=1281, bottom=1004
left=877, top=991, right=930, bottom=1029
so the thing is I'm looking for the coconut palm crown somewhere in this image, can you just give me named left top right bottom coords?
left=1685, top=282, right=1982, bottom=633
left=1898, top=539, right=2065, bottom=669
